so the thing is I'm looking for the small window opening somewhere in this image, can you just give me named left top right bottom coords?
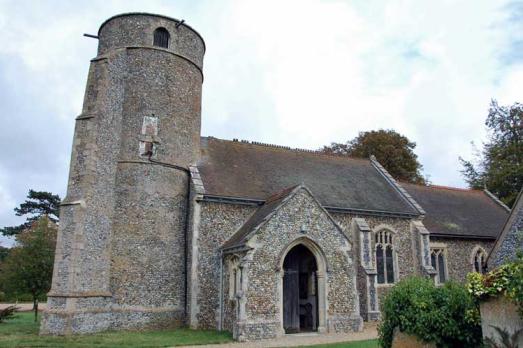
left=431, top=247, right=447, bottom=284
left=228, top=257, right=240, bottom=300
left=473, top=248, right=487, bottom=274
left=233, top=269, right=237, bottom=295
left=141, top=141, right=154, bottom=157
left=153, top=27, right=170, bottom=48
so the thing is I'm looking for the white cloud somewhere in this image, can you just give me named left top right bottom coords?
left=495, top=65, right=523, bottom=105
left=0, top=169, right=16, bottom=247
left=200, top=0, right=522, bottom=188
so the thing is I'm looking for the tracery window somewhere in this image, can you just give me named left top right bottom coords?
left=472, top=248, right=487, bottom=274
left=375, top=230, right=395, bottom=284
left=431, top=247, right=447, bottom=284
left=153, top=27, right=170, bottom=48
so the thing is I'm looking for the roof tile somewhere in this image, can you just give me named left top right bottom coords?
left=198, top=137, right=418, bottom=215
left=401, top=183, right=509, bottom=239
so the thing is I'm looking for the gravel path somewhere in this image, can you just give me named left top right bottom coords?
left=177, top=323, right=378, bottom=348
left=0, top=303, right=46, bottom=311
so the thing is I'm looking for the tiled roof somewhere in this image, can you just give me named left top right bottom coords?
left=401, top=183, right=509, bottom=239
left=197, top=137, right=509, bottom=239
left=221, top=186, right=299, bottom=251
left=197, top=137, right=419, bottom=215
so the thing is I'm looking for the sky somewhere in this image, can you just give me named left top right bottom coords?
left=0, top=0, right=522, bottom=247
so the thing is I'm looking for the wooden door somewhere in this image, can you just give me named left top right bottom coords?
left=283, top=259, right=300, bottom=333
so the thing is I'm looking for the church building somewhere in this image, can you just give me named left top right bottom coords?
left=41, top=13, right=510, bottom=341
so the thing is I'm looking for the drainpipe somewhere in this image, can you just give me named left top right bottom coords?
left=218, top=249, right=224, bottom=331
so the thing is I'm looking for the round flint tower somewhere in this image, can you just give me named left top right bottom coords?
left=41, top=13, right=205, bottom=334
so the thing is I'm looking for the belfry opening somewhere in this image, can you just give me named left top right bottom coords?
left=282, top=244, right=318, bottom=334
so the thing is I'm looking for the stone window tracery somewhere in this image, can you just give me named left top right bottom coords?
left=153, top=27, right=170, bottom=48
left=375, top=230, right=395, bottom=284
left=430, top=247, right=448, bottom=284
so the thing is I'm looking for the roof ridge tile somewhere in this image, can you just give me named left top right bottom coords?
left=207, top=136, right=370, bottom=162
left=401, top=181, right=485, bottom=193
left=428, top=184, right=479, bottom=192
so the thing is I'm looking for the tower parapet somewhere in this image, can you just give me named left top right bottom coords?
left=41, top=13, right=205, bottom=335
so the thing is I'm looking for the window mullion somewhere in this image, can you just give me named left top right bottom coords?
left=383, top=248, right=388, bottom=284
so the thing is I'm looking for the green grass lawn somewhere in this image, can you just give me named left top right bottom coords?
left=0, top=312, right=379, bottom=348
left=0, top=312, right=233, bottom=348
left=303, top=340, right=379, bottom=348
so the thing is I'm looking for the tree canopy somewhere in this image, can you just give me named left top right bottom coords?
left=0, top=216, right=57, bottom=321
left=320, top=129, right=426, bottom=184
left=0, top=189, right=61, bottom=236
left=460, top=100, right=523, bottom=207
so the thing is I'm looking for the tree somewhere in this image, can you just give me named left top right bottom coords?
left=460, top=100, right=523, bottom=207
left=320, top=129, right=427, bottom=184
left=0, top=189, right=60, bottom=236
left=0, top=246, right=9, bottom=263
left=0, top=216, right=57, bottom=322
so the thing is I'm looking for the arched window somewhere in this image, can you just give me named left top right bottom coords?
left=472, top=248, right=487, bottom=274
left=375, top=230, right=395, bottom=284
left=431, top=247, right=447, bottom=284
left=153, top=27, right=170, bottom=48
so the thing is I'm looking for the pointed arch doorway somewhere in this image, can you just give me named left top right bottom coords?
left=282, top=244, right=319, bottom=333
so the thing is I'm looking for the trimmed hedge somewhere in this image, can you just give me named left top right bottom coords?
left=378, top=277, right=482, bottom=348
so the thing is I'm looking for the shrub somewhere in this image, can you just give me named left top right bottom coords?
left=0, top=305, right=19, bottom=323
left=378, top=276, right=482, bottom=348
left=467, top=253, right=523, bottom=317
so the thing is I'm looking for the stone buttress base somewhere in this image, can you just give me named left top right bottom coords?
left=233, top=320, right=281, bottom=342
left=327, top=314, right=364, bottom=333
left=40, top=296, right=185, bottom=335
